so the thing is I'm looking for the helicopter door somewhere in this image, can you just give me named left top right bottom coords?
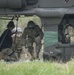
left=58, top=14, right=74, bottom=45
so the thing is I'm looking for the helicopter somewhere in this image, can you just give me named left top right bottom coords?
left=0, top=0, right=74, bottom=62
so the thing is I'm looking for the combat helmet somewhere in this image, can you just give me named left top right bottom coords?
left=7, top=21, right=15, bottom=28
left=65, top=24, right=74, bottom=29
left=27, top=21, right=36, bottom=28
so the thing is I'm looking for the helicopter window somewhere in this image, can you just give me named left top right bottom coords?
left=58, top=14, right=74, bottom=45
left=44, top=31, right=58, bottom=48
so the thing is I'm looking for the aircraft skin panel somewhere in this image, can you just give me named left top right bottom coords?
left=0, top=0, right=73, bottom=27
left=0, top=0, right=73, bottom=16
left=39, top=0, right=74, bottom=8
left=0, top=8, right=73, bottom=17
left=0, top=0, right=26, bottom=9
left=0, top=8, right=68, bottom=15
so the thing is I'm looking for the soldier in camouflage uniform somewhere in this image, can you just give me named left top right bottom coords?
left=64, top=24, right=74, bottom=44
left=22, top=21, right=44, bottom=60
left=0, top=21, right=18, bottom=61
left=12, top=27, right=23, bottom=60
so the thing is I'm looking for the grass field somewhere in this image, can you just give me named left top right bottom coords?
left=0, top=59, right=74, bottom=75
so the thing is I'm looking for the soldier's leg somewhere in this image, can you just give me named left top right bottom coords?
left=27, top=39, right=35, bottom=60
left=36, top=43, right=42, bottom=59
left=4, top=55, right=17, bottom=62
left=35, top=36, right=42, bottom=59
left=16, top=48, right=22, bottom=59
left=4, top=51, right=19, bottom=62
left=2, top=48, right=18, bottom=62
left=28, top=46, right=34, bottom=60
left=35, top=38, right=42, bottom=59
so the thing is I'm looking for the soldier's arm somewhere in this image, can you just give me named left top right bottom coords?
left=36, top=25, right=44, bottom=39
left=21, top=28, right=27, bottom=46
left=22, top=28, right=27, bottom=39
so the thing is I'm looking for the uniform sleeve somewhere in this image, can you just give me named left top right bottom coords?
left=21, top=28, right=27, bottom=46
left=22, top=28, right=27, bottom=39
left=64, top=29, right=68, bottom=35
left=36, top=25, right=44, bottom=39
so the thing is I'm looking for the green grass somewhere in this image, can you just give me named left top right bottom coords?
left=0, top=60, right=74, bottom=75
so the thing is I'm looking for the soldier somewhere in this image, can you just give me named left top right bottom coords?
left=0, top=21, right=15, bottom=51
left=64, top=24, right=74, bottom=44
left=0, top=27, right=23, bottom=62
left=0, top=21, right=17, bottom=61
left=22, top=21, right=44, bottom=60
left=12, top=27, right=23, bottom=59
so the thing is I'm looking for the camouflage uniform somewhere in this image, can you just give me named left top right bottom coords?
left=65, top=24, right=74, bottom=44
left=1, top=48, right=18, bottom=61
left=0, top=21, right=16, bottom=61
left=22, top=21, right=44, bottom=60
left=1, top=28, right=23, bottom=62
left=12, top=27, right=23, bottom=59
